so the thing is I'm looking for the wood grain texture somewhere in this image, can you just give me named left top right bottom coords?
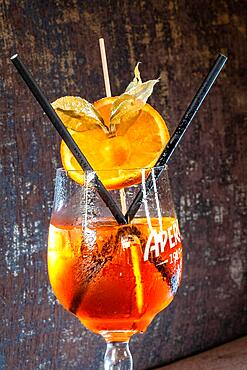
left=0, top=1, right=246, bottom=369
left=157, top=336, right=247, bottom=370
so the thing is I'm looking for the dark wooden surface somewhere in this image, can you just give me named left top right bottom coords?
left=0, top=1, right=246, bottom=369
left=159, top=336, right=247, bottom=370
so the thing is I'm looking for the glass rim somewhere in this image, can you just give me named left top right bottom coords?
left=55, top=165, right=168, bottom=174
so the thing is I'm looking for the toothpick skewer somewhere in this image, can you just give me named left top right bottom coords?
left=98, top=37, right=127, bottom=215
left=99, top=38, right=112, bottom=97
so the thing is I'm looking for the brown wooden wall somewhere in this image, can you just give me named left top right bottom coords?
left=0, top=1, right=246, bottom=369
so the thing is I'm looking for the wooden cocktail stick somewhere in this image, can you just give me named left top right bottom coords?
left=99, top=38, right=112, bottom=98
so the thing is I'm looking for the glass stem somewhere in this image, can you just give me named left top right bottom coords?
left=104, top=341, right=133, bottom=370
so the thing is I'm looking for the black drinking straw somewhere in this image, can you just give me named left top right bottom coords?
left=125, top=53, right=227, bottom=222
left=10, top=54, right=127, bottom=225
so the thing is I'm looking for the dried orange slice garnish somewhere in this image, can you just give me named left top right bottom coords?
left=52, top=65, right=170, bottom=190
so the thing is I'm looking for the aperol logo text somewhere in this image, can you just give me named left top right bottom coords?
left=144, top=220, right=181, bottom=262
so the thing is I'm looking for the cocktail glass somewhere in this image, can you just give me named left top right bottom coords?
left=48, top=166, right=182, bottom=369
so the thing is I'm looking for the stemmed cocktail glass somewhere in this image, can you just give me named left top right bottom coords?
left=48, top=167, right=182, bottom=369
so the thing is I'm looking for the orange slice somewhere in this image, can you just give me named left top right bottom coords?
left=58, top=96, right=170, bottom=189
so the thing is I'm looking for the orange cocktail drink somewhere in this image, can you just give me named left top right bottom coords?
left=47, top=62, right=182, bottom=365
left=48, top=216, right=182, bottom=340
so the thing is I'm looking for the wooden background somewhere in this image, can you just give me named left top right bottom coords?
left=0, top=1, right=246, bottom=369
